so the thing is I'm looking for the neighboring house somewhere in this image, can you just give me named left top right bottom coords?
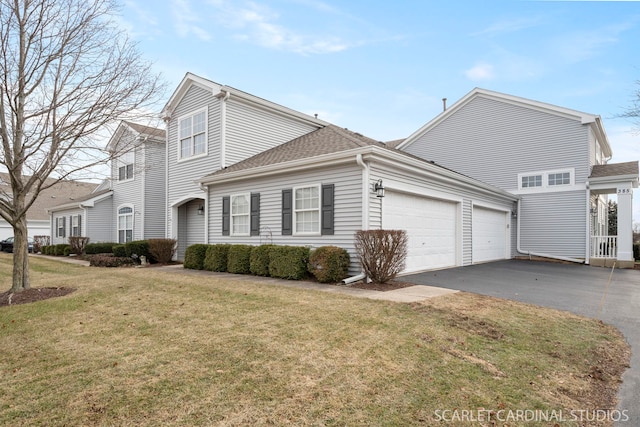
left=48, top=121, right=165, bottom=245
left=0, top=173, right=97, bottom=240
left=198, top=125, right=518, bottom=275
left=395, top=88, right=639, bottom=267
left=161, top=73, right=329, bottom=259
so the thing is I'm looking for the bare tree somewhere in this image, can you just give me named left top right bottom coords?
left=0, top=0, right=164, bottom=292
left=621, top=79, right=640, bottom=130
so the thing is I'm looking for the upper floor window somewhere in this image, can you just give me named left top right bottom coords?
left=521, top=175, right=542, bottom=188
left=518, top=169, right=574, bottom=191
left=117, top=150, right=134, bottom=182
left=548, top=172, right=570, bottom=186
left=179, top=109, right=207, bottom=160
left=231, top=194, right=250, bottom=236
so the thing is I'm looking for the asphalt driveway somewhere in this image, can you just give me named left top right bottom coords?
left=404, top=259, right=640, bottom=426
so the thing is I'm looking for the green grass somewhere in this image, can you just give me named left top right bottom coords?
left=0, top=254, right=630, bottom=426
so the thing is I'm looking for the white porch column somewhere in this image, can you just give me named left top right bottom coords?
left=617, top=185, right=634, bottom=261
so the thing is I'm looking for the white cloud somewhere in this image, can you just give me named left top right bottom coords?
left=465, top=62, right=496, bottom=81
left=206, top=0, right=352, bottom=54
left=171, top=0, right=212, bottom=41
left=472, top=17, right=542, bottom=37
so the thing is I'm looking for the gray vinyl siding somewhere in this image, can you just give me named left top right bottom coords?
left=176, top=199, right=205, bottom=260
left=404, top=96, right=592, bottom=190
left=112, top=149, right=143, bottom=242
left=368, top=161, right=515, bottom=267
left=166, top=84, right=221, bottom=237
left=50, top=208, right=83, bottom=245
left=143, top=142, right=166, bottom=239
left=86, top=197, right=113, bottom=243
left=207, top=164, right=363, bottom=275
left=225, top=99, right=320, bottom=167
left=518, top=191, right=586, bottom=258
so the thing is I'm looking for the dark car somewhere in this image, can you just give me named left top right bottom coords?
left=0, top=237, right=34, bottom=253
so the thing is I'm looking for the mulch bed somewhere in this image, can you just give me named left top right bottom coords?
left=0, top=287, right=75, bottom=307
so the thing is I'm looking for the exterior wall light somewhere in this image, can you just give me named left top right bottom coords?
left=197, top=205, right=204, bottom=215
left=374, top=179, right=385, bottom=198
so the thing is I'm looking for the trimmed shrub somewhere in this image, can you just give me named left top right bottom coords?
left=634, top=243, right=640, bottom=261
left=68, top=236, right=90, bottom=255
left=227, top=245, right=253, bottom=274
left=41, top=245, right=50, bottom=255
left=148, top=238, right=177, bottom=264
left=112, top=244, right=127, bottom=258
left=33, top=235, right=50, bottom=253
left=88, top=254, right=135, bottom=268
left=54, top=244, right=70, bottom=256
left=354, top=229, right=408, bottom=284
left=63, top=245, right=72, bottom=256
left=184, top=244, right=209, bottom=270
left=85, top=242, right=116, bottom=255
left=269, top=246, right=310, bottom=280
left=250, top=244, right=273, bottom=276
left=308, top=246, right=350, bottom=283
left=204, top=244, right=231, bottom=272
left=125, top=240, right=153, bottom=263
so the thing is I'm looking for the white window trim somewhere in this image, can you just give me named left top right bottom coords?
left=71, top=214, right=80, bottom=237
left=293, top=184, right=321, bottom=236
left=230, top=193, right=250, bottom=236
left=116, top=149, right=135, bottom=183
left=177, top=107, right=208, bottom=162
left=56, top=217, right=64, bottom=238
left=517, top=168, right=575, bottom=192
left=117, top=204, right=134, bottom=243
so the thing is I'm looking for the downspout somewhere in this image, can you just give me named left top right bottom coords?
left=200, top=183, right=209, bottom=244
left=343, top=154, right=370, bottom=285
left=585, top=183, right=591, bottom=264
left=220, top=90, right=231, bottom=169
left=516, top=199, right=586, bottom=264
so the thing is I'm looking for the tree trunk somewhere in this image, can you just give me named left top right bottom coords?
left=10, top=215, right=30, bottom=293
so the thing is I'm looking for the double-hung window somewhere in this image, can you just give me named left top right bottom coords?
left=117, top=150, right=134, bottom=182
left=56, top=217, right=65, bottom=238
left=71, top=215, right=80, bottom=237
left=179, top=109, right=207, bottom=159
left=118, top=206, right=133, bottom=243
left=231, top=194, right=250, bottom=236
left=294, top=185, right=320, bottom=234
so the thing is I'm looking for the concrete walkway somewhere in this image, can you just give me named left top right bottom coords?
left=32, top=255, right=458, bottom=303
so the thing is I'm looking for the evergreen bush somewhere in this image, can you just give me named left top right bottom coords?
left=268, top=246, right=310, bottom=280
left=204, top=244, right=231, bottom=272
left=227, top=245, right=253, bottom=274
left=308, top=246, right=350, bottom=283
left=250, top=244, right=273, bottom=276
left=184, top=244, right=209, bottom=270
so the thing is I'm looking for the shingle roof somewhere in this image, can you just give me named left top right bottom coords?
left=47, top=188, right=112, bottom=211
left=590, top=161, right=639, bottom=178
left=122, top=121, right=165, bottom=140
left=385, top=139, right=405, bottom=149
left=0, top=174, right=99, bottom=220
left=209, top=125, right=386, bottom=177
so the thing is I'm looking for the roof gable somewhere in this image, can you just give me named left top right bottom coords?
left=106, top=120, right=164, bottom=152
left=398, top=88, right=612, bottom=157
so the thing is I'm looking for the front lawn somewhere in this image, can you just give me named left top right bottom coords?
left=0, top=255, right=630, bottom=426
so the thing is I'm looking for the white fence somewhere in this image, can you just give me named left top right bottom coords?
left=591, top=235, right=617, bottom=258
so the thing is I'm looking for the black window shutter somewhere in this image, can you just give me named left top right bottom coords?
left=78, top=215, right=82, bottom=236
left=62, top=216, right=66, bottom=238
left=282, top=189, right=292, bottom=235
left=55, top=218, right=59, bottom=237
left=250, top=193, right=260, bottom=236
left=222, top=196, right=230, bottom=236
left=321, top=184, right=335, bottom=235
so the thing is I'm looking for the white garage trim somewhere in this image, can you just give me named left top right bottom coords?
left=383, top=190, right=462, bottom=273
left=472, top=205, right=510, bottom=264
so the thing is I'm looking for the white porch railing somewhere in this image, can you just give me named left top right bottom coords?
left=591, top=235, right=618, bottom=258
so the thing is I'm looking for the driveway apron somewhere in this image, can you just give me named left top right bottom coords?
left=404, top=259, right=640, bottom=426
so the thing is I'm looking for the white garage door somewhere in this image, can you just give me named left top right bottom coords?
left=472, top=206, right=508, bottom=263
left=383, top=191, right=457, bottom=273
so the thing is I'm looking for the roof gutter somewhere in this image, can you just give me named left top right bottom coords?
left=515, top=198, right=585, bottom=264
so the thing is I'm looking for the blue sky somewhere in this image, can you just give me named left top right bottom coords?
left=118, top=0, right=640, bottom=212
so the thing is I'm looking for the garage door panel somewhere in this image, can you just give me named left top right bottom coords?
left=383, top=191, right=457, bottom=273
left=472, top=206, right=507, bottom=263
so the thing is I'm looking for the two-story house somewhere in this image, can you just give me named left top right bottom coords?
left=160, top=73, right=329, bottom=259
left=48, top=121, right=165, bottom=244
left=395, top=88, right=638, bottom=267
